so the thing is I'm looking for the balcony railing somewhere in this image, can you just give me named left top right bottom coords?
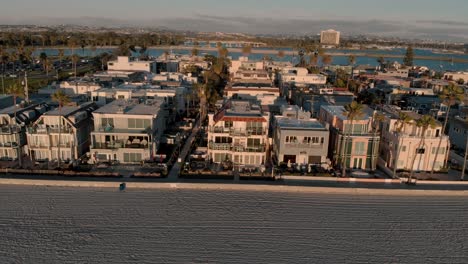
left=0, top=142, right=19, bottom=147
left=284, top=143, right=325, bottom=149
left=29, top=126, right=73, bottom=134
left=208, top=142, right=231, bottom=151
left=209, top=127, right=267, bottom=136
left=92, top=141, right=150, bottom=150
left=233, top=144, right=266, bottom=153
left=208, top=142, right=266, bottom=152
left=0, top=126, right=21, bottom=134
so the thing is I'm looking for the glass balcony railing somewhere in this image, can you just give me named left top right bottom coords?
left=28, top=126, right=73, bottom=134
left=209, top=127, right=267, bottom=136
left=92, top=141, right=150, bottom=150
left=0, top=125, right=21, bottom=134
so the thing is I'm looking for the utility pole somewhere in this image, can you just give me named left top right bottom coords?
left=461, top=138, right=468, bottom=181
left=24, top=71, right=29, bottom=103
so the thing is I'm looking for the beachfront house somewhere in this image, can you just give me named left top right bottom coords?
left=90, top=99, right=167, bottom=164
left=379, top=105, right=450, bottom=172
left=27, top=102, right=98, bottom=165
left=207, top=100, right=269, bottom=168
left=319, top=105, right=380, bottom=171
left=0, top=103, right=49, bottom=167
left=273, top=105, right=330, bottom=166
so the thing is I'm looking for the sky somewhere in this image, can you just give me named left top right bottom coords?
left=1, top=0, right=468, bottom=40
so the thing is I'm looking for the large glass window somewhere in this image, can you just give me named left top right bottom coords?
left=354, top=142, right=366, bottom=155
left=102, top=118, right=114, bottom=127
left=128, top=119, right=151, bottom=129
left=124, top=153, right=142, bottom=162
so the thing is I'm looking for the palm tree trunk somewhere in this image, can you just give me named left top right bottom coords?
left=409, top=135, right=425, bottom=182
left=1, top=63, right=5, bottom=94
left=430, top=109, right=450, bottom=175
left=392, top=137, right=404, bottom=178
left=341, top=121, right=353, bottom=177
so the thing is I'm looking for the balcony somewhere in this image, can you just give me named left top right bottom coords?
left=0, top=142, right=19, bottom=148
left=209, top=127, right=267, bottom=136
left=209, top=127, right=231, bottom=134
left=28, top=126, right=73, bottom=134
left=0, top=125, right=21, bottom=134
left=208, top=142, right=231, bottom=151
left=93, top=141, right=150, bottom=150
left=284, top=143, right=325, bottom=149
left=233, top=144, right=266, bottom=153
left=231, top=129, right=267, bottom=137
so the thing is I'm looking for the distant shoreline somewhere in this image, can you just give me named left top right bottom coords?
left=30, top=45, right=468, bottom=63
left=1, top=178, right=467, bottom=196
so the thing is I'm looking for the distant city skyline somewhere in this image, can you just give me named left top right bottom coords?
left=1, top=0, right=468, bottom=40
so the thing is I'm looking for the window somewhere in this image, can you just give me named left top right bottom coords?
left=354, top=142, right=366, bottom=155
left=401, top=146, right=407, bottom=152
left=102, top=118, right=114, bottom=127
left=286, top=136, right=297, bottom=143
left=431, top=147, right=445, bottom=155
left=303, top=137, right=311, bottom=144
left=128, top=119, right=151, bottom=129
left=224, top=120, right=233, bottom=128
left=124, top=153, right=142, bottom=162
left=247, top=138, right=261, bottom=148
left=416, top=148, right=425, bottom=154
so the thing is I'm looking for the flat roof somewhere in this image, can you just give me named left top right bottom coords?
left=93, top=99, right=164, bottom=116
left=276, top=117, right=327, bottom=130
left=321, top=105, right=373, bottom=120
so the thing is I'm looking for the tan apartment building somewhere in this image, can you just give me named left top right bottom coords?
left=90, top=99, right=167, bottom=164
left=379, top=105, right=450, bottom=172
left=320, top=29, right=340, bottom=45
left=27, top=102, right=98, bottom=164
left=108, top=56, right=157, bottom=73
left=319, top=105, right=380, bottom=170
left=207, top=100, right=269, bottom=167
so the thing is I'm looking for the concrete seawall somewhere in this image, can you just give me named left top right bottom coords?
left=1, top=178, right=467, bottom=196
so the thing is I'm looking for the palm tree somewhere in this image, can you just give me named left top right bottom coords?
left=39, top=52, right=48, bottom=73
left=218, top=47, right=229, bottom=58
left=370, top=112, right=385, bottom=171
left=392, top=112, right=413, bottom=178
left=241, top=45, right=252, bottom=57
left=409, top=115, right=436, bottom=182
left=52, top=90, right=71, bottom=169
left=277, top=50, right=285, bottom=60
left=322, top=54, right=333, bottom=67
left=348, top=55, right=356, bottom=66
left=0, top=47, right=8, bottom=94
left=163, top=50, right=170, bottom=61
left=194, top=83, right=206, bottom=121
left=67, top=37, right=78, bottom=56
left=7, top=82, right=24, bottom=121
left=341, top=102, right=365, bottom=177
left=58, top=48, right=65, bottom=70
left=430, top=83, right=465, bottom=175
left=71, top=54, right=79, bottom=79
